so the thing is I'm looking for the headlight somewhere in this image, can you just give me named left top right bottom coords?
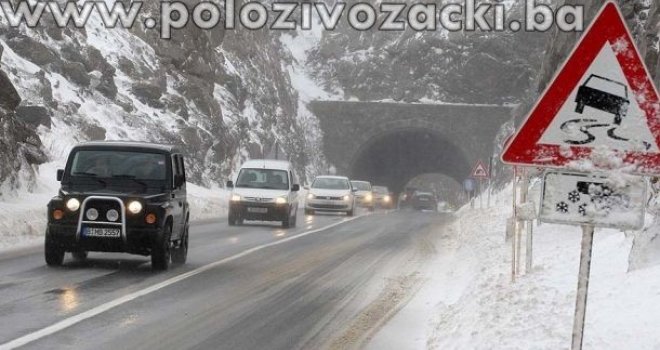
left=384, top=195, right=391, bottom=202
left=66, top=198, right=80, bottom=211
left=86, top=208, right=99, bottom=220
left=343, top=195, right=351, bottom=201
left=106, top=209, right=119, bottom=222
left=231, top=194, right=242, bottom=202
left=365, top=193, right=373, bottom=202
left=275, top=197, right=287, bottom=204
left=127, top=201, right=143, bottom=214
left=307, top=193, right=315, bottom=200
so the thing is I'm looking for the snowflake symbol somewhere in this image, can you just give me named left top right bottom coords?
left=568, top=190, right=581, bottom=203
left=578, top=204, right=588, bottom=216
left=556, top=201, right=569, bottom=213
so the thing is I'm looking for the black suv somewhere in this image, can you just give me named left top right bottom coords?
left=45, top=142, right=190, bottom=270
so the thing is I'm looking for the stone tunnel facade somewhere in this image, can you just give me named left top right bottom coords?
left=309, top=101, right=513, bottom=193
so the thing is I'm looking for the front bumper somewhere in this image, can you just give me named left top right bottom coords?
left=229, top=202, right=290, bottom=221
left=306, top=198, right=353, bottom=212
left=47, top=223, right=161, bottom=255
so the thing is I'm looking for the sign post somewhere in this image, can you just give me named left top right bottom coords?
left=571, top=224, right=594, bottom=350
left=470, top=160, right=490, bottom=210
left=501, top=2, right=659, bottom=348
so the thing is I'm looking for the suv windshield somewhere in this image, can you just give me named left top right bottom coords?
left=312, top=178, right=350, bottom=190
left=236, top=168, right=289, bottom=190
left=70, top=150, right=167, bottom=180
left=351, top=181, right=371, bottom=191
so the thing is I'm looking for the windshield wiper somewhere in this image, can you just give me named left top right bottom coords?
left=111, top=175, right=149, bottom=191
left=72, top=172, right=98, bottom=177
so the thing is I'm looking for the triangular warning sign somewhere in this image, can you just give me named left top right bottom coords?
left=471, top=160, right=489, bottom=179
left=502, top=1, right=660, bottom=174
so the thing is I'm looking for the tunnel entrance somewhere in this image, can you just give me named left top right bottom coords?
left=349, top=128, right=471, bottom=194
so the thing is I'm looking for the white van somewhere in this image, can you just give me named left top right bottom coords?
left=226, top=160, right=300, bottom=228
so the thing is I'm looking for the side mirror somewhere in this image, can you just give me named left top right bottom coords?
left=352, top=188, right=358, bottom=193
left=57, top=169, right=64, bottom=182
left=226, top=180, right=234, bottom=188
left=292, top=184, right=300, bottom=192
left=174, top=174, right=185, bottom=188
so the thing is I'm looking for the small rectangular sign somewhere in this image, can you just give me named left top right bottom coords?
left=539, top=171, right=647, bottom=230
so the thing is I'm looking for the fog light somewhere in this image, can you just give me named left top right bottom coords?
left=106, top=209, right=119, bottom=222
left=66, top=198, right=80, bottom=211
left=52, top=209, right=64, bottom=220
left=86, top=208, right=99, bottom=221
left=145, top=213, right=157, bottom=224
left=127, top=201, right=143, bottom=214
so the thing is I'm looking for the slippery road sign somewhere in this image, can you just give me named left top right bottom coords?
left=470, top=160, right=489, bottom=179
left=502, top=2, right=660, bottom=174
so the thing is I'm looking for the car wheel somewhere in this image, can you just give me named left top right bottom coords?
left=44, top=230, right=65, bottom=267
left=614, top=114, right=622, bottom=126
left=151, top=224, right=172, bottom=271
left=291, top=210, right=297, bottom=227
left=346, top=209, right=354, bottom=217
left=71, top=251, right=88, bottom=261
left=282, top=210, right=291, bottom=228
left=575, top=101, right=585, bottom=114
left=172, top=223, right=188, bottom=265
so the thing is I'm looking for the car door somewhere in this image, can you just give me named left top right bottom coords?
left=170, top=154, right=185, bottom=238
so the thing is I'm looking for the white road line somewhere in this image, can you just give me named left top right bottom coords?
left=0, top=216, right=363, bottom=350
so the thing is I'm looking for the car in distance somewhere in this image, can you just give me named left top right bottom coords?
left=575, top=74, right=630, bottom=125
left=350, top=180, right=375, bottom=211
left=227, top=160, right=300, bottom=228
left=45, top=141, right=190, bottom=271
left=412, top=192, right=437, bottom=211
left=305, top=176, right=355, bottom=216
left=372, top=186, right=394, bottom=209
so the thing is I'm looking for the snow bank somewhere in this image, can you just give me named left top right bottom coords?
left=0, top=162, right=228, bottom=252
left=374, top=183, right=660, bottom=349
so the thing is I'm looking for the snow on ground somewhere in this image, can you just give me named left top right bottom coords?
left=0, top=162, right=229, bottom=252
left=368, top=184, right=660, bottom=350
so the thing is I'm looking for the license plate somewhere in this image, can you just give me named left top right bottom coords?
left=247, top=207, right=268, bottom=214
left=83, top=227, right=121, bottom=238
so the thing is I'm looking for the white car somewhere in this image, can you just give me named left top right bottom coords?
left=305, top=176, right=355, bottom=216
left=227, top=160, right=300, bottom=228
left=350, top=180, right=375, bottom=211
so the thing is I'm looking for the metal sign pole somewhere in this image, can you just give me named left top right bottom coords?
left=512, top=167, right=518, bottom=282
left=487, top=156, right=493, bottom=207
left=571, top=224, right=595, bottom=350
left=526, top=220, right=533, bottom=273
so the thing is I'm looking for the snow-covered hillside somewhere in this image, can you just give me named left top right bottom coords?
left=367, top=185, right=660, bottom=350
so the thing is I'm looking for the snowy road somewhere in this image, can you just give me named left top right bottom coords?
left=0, top=209, right=451, bottom=350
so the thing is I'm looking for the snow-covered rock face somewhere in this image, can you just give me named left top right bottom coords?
left=0, top=1, right=318, bottom=193
left=307, top=1, right=549, bottom=104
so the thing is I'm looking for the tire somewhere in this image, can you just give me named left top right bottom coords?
left=151, top=224, right=172, bottom=271
left=72, top=251, right=88, bottom=261
left=346, top=209, right=354, bottom=217
left=369, top=206, right=375, bottom=212
left=290, top=210, right=297, bottom=227
left=172, top=223, right=188, bottom=265
left=282, top=209, right=291, bottom=228
left=44, top=231, right=65, bottom=267
left=575, top=101, right=585, bottom=114
left=614, top=114, right=622, bottom=126
left=228, top=209, right=237, bottom=226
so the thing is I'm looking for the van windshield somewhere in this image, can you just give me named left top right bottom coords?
left=236, top=168, right=289, bottom=190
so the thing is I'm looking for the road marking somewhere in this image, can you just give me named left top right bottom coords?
left=0, top=216, right=362, bottom=350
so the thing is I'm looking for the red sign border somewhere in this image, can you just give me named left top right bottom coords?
left=501, top=1, right=660, bottom=174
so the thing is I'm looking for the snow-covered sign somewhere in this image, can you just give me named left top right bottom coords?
left=539, top=171, right=647, bottom=230
left=502, top=2, right=660, bottom=174
left=470, top=160, right=489, bottom=179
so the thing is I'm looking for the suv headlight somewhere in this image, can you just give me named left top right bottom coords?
left=365, top=193, right=373, bottom=202
left=343, top=195, right=351, bottom=201
left=231, top=194, right=241, bottom=202
left=127, top=201, right=143, bottom=214
left=275, top=197, right=287, bottom=205
left=66, top=198, right=80, bottom=211
left=307, top=193, right=315, bottom=200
